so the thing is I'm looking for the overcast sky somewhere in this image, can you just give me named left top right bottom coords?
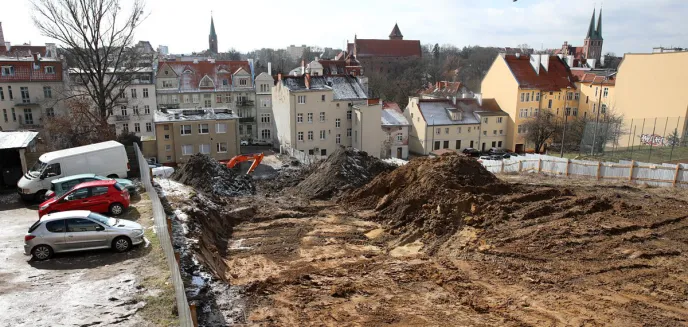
left=2, top=0, right=686, bottom=55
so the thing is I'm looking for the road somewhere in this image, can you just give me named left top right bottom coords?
left=0, top=192, right=155, bottom=327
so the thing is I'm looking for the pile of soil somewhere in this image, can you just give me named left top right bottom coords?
left=292, top=147, right=396, bottom=199
left=344, top=153, right=510, bottom=250
left=171, top=153, right=255, bottom=196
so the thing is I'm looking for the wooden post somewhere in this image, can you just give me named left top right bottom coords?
left=189, top=303, right=199, bottom=327
left=149, top=167, right=154, bottom=182
left=629, top=160, right=635, bottom=182
left=174, top=251, right=181, bottom=266
left=565, top=159, right=570, bottom=176
left=501, top=160, right=505, bottom=173
left=166, top=216, right=173, bottom=237
left=518, top=160, right=523, bottom=172
left=673, top=164, right=681, bottom=187
left=596, top=161, right=602, bottom=180
left=538, top=158, right=542, bottom=173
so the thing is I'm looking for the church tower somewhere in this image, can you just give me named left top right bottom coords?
left=389, top=23, right=403, bottom=40
left=208, top=15, right=218, bottom=53
left=583, top=8, right=603, bottom=62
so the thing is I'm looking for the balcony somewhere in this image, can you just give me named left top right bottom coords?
left=18, top=117, right=41, bottom=129
left=239, top=117, right=255, bottom=123
left=158, top=104, right=180, bottom=109
left=15, top=97, right=40, bottom=107
left=114, top=115, right=130, bottom=121
left=235, top=100, right=254, bottom=107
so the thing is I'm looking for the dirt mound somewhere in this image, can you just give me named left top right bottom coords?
left=171, top=153, right=255, bottom=196
left=292, top=147, right=395, bottom=200
left=344, top=153, right=509, bottom=250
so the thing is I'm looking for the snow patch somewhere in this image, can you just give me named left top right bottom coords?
left=383, top=158, right=409, bottom=166
left=155, top=178, right=194, bottom=198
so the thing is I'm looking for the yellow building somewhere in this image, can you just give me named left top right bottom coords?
left=481, top=54, right=577, bottom=152
left=614, top=52, right=688, bottom=147
left=571, top=69, right=616, bottom=121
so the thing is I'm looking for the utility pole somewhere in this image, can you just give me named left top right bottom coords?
left=590, top=72, right=609, bottom=156
left=560, top=87, right=571, bottom=158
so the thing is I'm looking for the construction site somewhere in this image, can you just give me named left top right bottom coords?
left=157, top=149, right=688, bottom=326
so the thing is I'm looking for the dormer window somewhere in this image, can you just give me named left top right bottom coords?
left=223, top=79, right=228, bottom=86
left=199, top=75, right=215, bottom=88
left=239, top=79, right=247, bottom=86
left=183, top=69, right=193, bottom=74
left=164, top=70, right=169, bottom=75
left=44, top=66, right=55, bottom=74
left=1, top=66, right=14, bottom=76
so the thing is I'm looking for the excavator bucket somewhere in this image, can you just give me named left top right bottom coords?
left=226, top=153, right=264, bottom=175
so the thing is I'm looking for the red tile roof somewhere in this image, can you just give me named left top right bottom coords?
left=420, top=81, right=470, bottom=97
left=570, top=70, right=616, bottom=86
left=503, top=55, right=576, bottom=91
left=382, top=101, right=401, bottom=112
left=158, top=59, right=251, bottom=89
left=0, top=59, right=63, bottom=82
left=0, top=45, right=48, bottom=57
left=354, top=39, right=422, bottom=58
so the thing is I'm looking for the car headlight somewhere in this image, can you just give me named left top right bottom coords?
left=132, top=229, right=143, bottom=235
left=39, top=205, right=49, bottom=210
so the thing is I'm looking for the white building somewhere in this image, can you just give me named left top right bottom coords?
left=254, top=71, right=275, bottom=144
left=380, top=102, right=410, bottom=159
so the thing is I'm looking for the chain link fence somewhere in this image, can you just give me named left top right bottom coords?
left=134, top=144, right=194, bottom=327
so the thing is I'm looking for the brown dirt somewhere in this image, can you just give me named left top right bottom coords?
left=171, top=153, right=255, bottom=196
left=171, top=155, right=688, bottom=326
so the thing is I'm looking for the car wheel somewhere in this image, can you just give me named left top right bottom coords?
left=109, top=203, right=125, bottom=216
left=31, top=245, right=53, bottom=261
left=112, top=236, right=132, bottom=252
left=107, top=174, right=119, bottom=178
left=34, top=190, right=47, bottom=202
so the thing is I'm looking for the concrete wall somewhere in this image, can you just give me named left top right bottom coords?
left=480, top=56, right=519, bottom=150
left=353, top=103, right=383, bottom=157
left=272, top=82, right=295, bottom=149
left=154, top=119, right=239, bottom=164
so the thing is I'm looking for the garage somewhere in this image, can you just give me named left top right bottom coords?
left=0, top=132, right=39, bottom=188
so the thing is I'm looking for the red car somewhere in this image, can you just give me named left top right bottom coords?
left=38, top=180, right=130, bottom=218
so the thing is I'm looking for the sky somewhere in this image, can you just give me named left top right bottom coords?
left=2, top=0, right=687, bottom=56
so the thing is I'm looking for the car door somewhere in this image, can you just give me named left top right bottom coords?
left=59, top=187, right=92, bottom=211
left=43, top=220, right=68, bottom=252
left=58, top=179, right=82, bottom=197
left=64, top=218, right=109, bottom=250
left=89, top=186, right=111, bottom=213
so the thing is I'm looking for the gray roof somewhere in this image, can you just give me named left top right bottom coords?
left=154, top=108, right=239, bottom=123
left=282, top=75, right=367, bottom=100
left=381, top=108, right=409, bottom=126
left=419, top=99, right=507, bottom=126
left=0, top=131, right=38, bottom=149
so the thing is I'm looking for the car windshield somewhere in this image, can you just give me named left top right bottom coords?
left=28, top=160, right=48, bottom=178
left=88, top=212, right=116, bottom=227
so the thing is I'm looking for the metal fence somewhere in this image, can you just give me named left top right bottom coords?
left=481, top=153, right=688, bottom=188
left=134, top=144, right=194, bottom=327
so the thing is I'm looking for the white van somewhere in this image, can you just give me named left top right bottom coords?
left=17, top=141, right=129, bottom=201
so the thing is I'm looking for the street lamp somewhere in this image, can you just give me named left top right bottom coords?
left=560, top=86, right=571, bottom=158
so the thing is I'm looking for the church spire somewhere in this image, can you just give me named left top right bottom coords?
left=210, top=15, right=216, bottom=38
left=208, top=14, right=218, bottom=53
left=389, top=23, right=403, bottom=40
left=596, top=7, right=603, bottom=40
left=586, top=8, right=596, bottom=39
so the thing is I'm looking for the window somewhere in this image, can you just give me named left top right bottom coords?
left=467, top=127, right=471, bottom=132
left=572, top=108, right=578, bottom=116
left=497, top=117, right=503, bottom=123
left=307, top=131, right=313, bottom=140
left=534, top=109, right=539, bottom=116
left=455, top=140, right=461, bottom=149
left=574, top=93, right=580, bottom=101
left=261, top=129, right=271, bottom=139
left=483, top=131, right=487, bottom=136
left=216, top=123, right=227, bottom=133
left=586, top=96, right=589, bottom=103
left=320, top=149, right=327, bottom=156
left=603, top=87, right=609, bottom=98
left=565, top=107, right=571, bottom=116
left=1, top=66, right=14, bottom=76
left=223, top=79, right=229, bottom=86
left=260, top=114, right=271, bottom=123
left=2, top=109, right=6, bottom=122
left=122, top=123, right=129, bottom=133
left=483, top=118, right=488, bottom=124
left=182, top=144, right=193, bottom=155
left=247, top=125, right=253, bottom=135
left=8, top=86, right=13, bottom=100
left=334, top=133, right=341, bottom=144
left=520, top=93, right=524, bottom=102
left=165, top=144, right=171, bottom=151
left=23, top=109, right=33, bottom=125
left=347, top=128, right=352, bottom=137
left=20, top=87, right=30, bottom=103
left=239, top=79, right=247, bottom=86
left=499, top=129, right=503, bottom=135
left=121, top=106, right=128, bottom=116
left=321, top=95, right=326, bottom=102
left=320, top=130, right=326, bottom=140
left=133, top=106, right=139, bottom=115
left=260, top=99, right=270, bottom=107
left=435, top=128, right=440, bottom=135
left=260, top=84, right=270, bottom=92
left=525, top=93, right=530, bottom=102
left=224, top=94, right=231, bottom=103
left=164, top=125, right=170, bottom=130
left=239, top=125, right=243, bottom=134
left=162, top=80, right=173, bottom=88
left=146, top=123, right=152, bottom=132
left=144, top=105, right=150, bottom=115
left=319, top=112, right=325, bottom=122
left=601, top=104, right=607, bottom=114
left=184, top=95, right=191, bottom=103
left=595, top=87, right=598, bottom=96
left=498, top=141, right=502, bottom=147
left=192, top=94, right=199, bottom=103
left=166, top=156, right=172, bottom=161
left=457, top=127, right=462, bottom=133
left=535, top=92, right=540, bottom=101
left=308, top=149, right=314, bottom=155
left=396, top=133, right=403, bottom=142
left=493, top=130, right=497, bottom=135
left=90, top=186, right=110, bottom=197
left=43, top=86, right=52, bottom=98
left=181, top=125, right=192, bottom=135
left=549, top=92, right=553, bottom=95
left=566, top=92, right=573, bottom=101
left=164, top=134, right=170, bottom=140
left=204, top=99, right=211, bottom=107
left=0, top=87, right=3, bottom=100
left=492, top=141, right=497, bottom=148
left=134, top=123, right=141, bottom=132
left=198, top=124, right=209, bottom=134
left=593, top=103, right=596, bottom=113
left=298, top=95, right=306, bottom=104
left=445, top=128, right=449, bottom=134
left=307, top=113, right=313, bottom=123
left=518, top=125, right=523, bottom=134
left=298, top=132, right=304, bottom=141
left=143, top=88, right=149, bottom=98
left=43, top=163, right=61, bottom=177
left=434, top=141, right=441, bottom=150
left=335, top=118, right=341, bottom=128
left=297, top=113, right=304, bottom=123
left=216, top=94, right=223, bottom=103
left=46, top=220, right=65, bottom=233
left=347, top=110, right=352, bottom=120
left=131, top=89, right=137, bottom=98
left=548, top=99, right=552, bottom=109
left=443, top=141, right=449, bottom=149
left=66, top=218, right=101, bottom=232
left=199, top=144, right=210, bottom=154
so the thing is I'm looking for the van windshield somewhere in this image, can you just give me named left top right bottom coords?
left=28, top=160, right=48, bottom=178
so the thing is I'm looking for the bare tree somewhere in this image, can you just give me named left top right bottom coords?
left=522, top=109, right=560, bottom=153
left=43, top=98, right=116, bottom=150
left=32, top=0, right=147, bottom=120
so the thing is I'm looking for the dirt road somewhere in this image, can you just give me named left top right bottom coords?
left=0, top=192, right=175, bottom=327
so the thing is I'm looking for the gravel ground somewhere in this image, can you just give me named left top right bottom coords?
left=0, top=192, right=172, bottom=327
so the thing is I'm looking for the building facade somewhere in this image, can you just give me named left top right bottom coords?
left=352, top=99, right=385, bottom=158
left=346, top=24, right=422, bottom=76
left=155, top=59, right=259, bottom=143
left=254, top=72, right=275, bottom=144
left=108, top=70, right=157, bottom=138
left=380, top=102, right=410, bottom=159
left=154, top=108, right=240, bottom=164
left=404, top=97, right=508, bottom=155
left=272, top=74, right=368, bottom=157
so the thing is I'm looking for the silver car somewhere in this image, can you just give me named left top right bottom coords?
left=24, top=210, right=145, bottom=261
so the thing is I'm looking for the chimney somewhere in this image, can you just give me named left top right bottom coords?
left=529, top=54, right=541, bottom=75
left=587, top=59, right=597, bottom=69
left=452, top=96, right=457, bottom=105
left=315, top=56, right=319, bottom=61
left=32, top=53, right=39, bottom=62
left=475, top=93, right=483, bottom=106
left=268, top=62, right=272, bottom=76
left=557, top=53, right=564, bottom=60
left=304, top=73, right=311, bottom=89
left=566, top=55, right=574, bottom=67
left=436, top=81, right=440, bottom=89
left=541, top=55, right=550, bottom=72
left=301, top=59, right=305, bottom=75
left=277, top=73, right=282, bottom=81
left=600, top=55, right=606, bottom=66
left=515, top=53, right=521, bottom=58
left=0, top=22, right=4, bottom=46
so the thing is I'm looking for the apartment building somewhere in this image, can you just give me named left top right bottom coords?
left=571, top=69, right=616, bottom=121
left=346, top=24, right=422, bottom=76
left=272, top=74, right=368, bottom=157
left=254, top=72, right=275, bottom=144
left=0, top=54, right=66, bottom=132
left=380, top=102, right=410, bottom=159
left=420, top=81, right=473, bottom=100
left=481, top=53, right=578, bottom=152
left=404, top=97, right=508, bottom=155
left=101, top=70, right=157, bottom=138
left=155, top=59, right=258, bottom=143
left=153, top=108, right=240, bottom=165
left=352, top=99, right=385, bottom=157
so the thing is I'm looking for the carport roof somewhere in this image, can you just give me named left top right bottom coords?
left=0, top=131, right=38, bottom=149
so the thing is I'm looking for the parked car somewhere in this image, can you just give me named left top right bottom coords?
left=46, top=174, right=136, bottom=198
left=462, top=148, right=481, bottom=157
left=240, top=140, right=249, bottom=146
left=38, top=180, right=130, bottom=218
left=17, top=141, right=129, bottom=201
left=24, top=210, right=144, bottom=261
left=252, top=140, right=272, bottom=146
left=487, top=148, right=506, bottom=155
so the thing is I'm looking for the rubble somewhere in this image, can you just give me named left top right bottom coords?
left=171, top=153, right=255, bottom=197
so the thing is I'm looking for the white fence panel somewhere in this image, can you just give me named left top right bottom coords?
left=503, top=159, right=521, bottom=173
left=635, top=164, right=675, bottom=187
left=569, top=159, right=598, bottom=177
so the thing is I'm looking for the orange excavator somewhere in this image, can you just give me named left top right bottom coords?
left=226, top=153, right=264, bottom=175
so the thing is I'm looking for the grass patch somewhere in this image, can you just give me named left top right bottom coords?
left=563, top=145, right=688, bottom=164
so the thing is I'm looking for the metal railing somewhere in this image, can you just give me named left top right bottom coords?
left=134, top=144, right=194, bottom=327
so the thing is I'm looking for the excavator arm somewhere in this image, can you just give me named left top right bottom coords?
left=226, top=153, right=264, bottom=175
